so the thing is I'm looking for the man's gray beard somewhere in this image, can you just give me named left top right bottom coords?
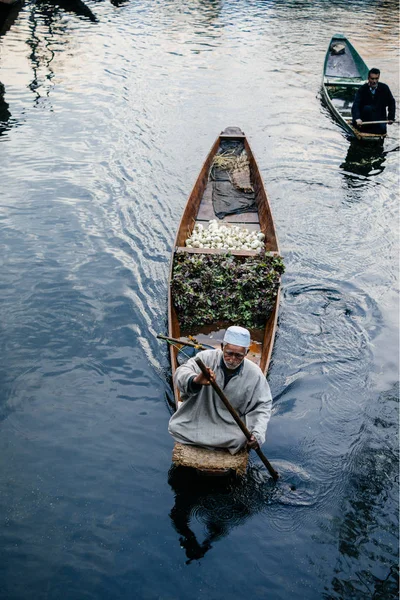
left=223, top=358, right=241, bottom=370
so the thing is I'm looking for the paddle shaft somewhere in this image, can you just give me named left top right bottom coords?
left=195, top=357, right=279, bottom=480
left=157, top=334, right=207, bottom=350
left=359, top=120, right=394, bottom=125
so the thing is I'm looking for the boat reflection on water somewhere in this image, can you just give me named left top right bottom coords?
left=0, top=0, right=23, bottom=36
left=0, top=82, right=12, bottom=137
left=168, top=463, right=272, bottom=564
left=109, top=0, right=129, bottom=7
left=1, top=2, right=23, bottom=137
left=340, top=139, right=387, bottom=180
left=35, top=0, right=98, bottom=23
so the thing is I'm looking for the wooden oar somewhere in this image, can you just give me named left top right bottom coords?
left=359, top=120, right=395, bottom=126
left=195, top=357, right=279, bottom=481
left=157, top=334, right=207, bottom=350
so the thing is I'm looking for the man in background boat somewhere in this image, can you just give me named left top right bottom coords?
left=168, top=326, right=272, bottom=455
left=352, top=68, right=396, bottom=134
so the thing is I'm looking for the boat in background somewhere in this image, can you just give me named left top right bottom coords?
left=322, top=33, right=386, bottom=141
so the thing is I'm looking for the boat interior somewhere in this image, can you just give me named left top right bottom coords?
left=195, top=181, right=260, bottom=232
left=171, top=128, right=280, bottom=371
left=327, top=85, right=359, bottom=119
left=325, top=39, right=363, bottom=80
left=175, top=128, right=277, bottom=254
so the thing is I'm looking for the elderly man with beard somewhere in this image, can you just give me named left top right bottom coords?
left=352, top=68, right=396, bottom=135
left=168, top=326, right=272, bottom=455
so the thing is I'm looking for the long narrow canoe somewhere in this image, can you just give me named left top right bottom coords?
left=166, top=127, right=282, bottom=473
left=322, top=33, right=386, bottom=141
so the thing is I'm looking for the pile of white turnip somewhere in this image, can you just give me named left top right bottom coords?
left=185, top=220, right=265, bottom=252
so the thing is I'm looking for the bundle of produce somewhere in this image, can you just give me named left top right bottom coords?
left=171, top=252, right=285, bottom=331
left=211, top=150, right=253, bottom=192
left=211, top=151, right=238, bottom=172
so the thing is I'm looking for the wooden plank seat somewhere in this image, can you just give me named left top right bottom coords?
left=175, top=246, right=263, bottom=257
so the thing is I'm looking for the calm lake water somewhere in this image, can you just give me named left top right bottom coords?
left=0, top=1, right=399, bottom=598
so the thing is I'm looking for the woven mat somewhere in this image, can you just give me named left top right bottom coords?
left=231, top=165, right=253, bottom=192
left=172, top=442, right=249, bottom=475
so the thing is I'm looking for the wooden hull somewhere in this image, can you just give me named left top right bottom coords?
left=167, top=127, right=281, bottom=409
left=322, top=34, right=386, bottom=142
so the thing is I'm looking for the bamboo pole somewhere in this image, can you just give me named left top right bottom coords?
left=156, top=334, right=207, bottom=350
left=359, top=120, right=395, bottom=126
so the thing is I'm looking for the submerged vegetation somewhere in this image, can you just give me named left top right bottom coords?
left=172, top=252, right=285, bottom=331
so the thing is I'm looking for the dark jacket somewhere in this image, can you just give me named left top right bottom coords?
left=352, top=82, right=396, bottom=123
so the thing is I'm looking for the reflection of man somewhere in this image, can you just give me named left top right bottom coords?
left=168, top=464, right=265, bottom=564
left=352, top=68, right=396, bottom=134
left=168, top=326, right=272, bottom=455
left=168, top=467, right=229, bottom=563
left=0, top=81, right=11, bottom=137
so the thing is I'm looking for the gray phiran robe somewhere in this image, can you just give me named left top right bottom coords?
left=168, top=349, right=272, bottom=455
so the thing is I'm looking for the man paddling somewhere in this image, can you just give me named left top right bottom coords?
left=168, top=326, right=272, bottom=455
left=352, top=68, right=396, bottom=134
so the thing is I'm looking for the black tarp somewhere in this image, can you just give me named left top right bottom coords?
left=211, top=140, right=256, bottom=219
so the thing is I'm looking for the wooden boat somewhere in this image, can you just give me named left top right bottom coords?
left=166, top=126, right=281, bottom=475
left=322, top=33, right=386, bottom=141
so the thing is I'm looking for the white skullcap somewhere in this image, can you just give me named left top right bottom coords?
left=223, top=326, right=251, bottom=348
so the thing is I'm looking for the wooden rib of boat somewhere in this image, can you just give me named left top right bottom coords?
left=322, top=33, right=386, bottom=142
left=166, top=126, right=281, bottom=475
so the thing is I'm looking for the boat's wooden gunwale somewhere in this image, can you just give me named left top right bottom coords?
left=173, top=137, right=220, bottom=249
left=245, top=138, right=278, bottom=253
left=324, top=79, right=365, bottom=86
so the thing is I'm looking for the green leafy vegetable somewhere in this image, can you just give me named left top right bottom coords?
left=171, top=252, right=285, bottom=331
